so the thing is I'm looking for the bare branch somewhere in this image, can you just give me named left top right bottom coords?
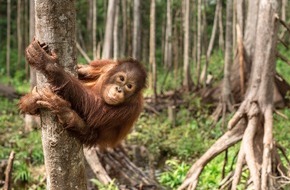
left=76, top=42, right=92, bottom=63
left=278, top=38, right=289, bottom=49
left=276, top=52, right=290, bottom=66
left=277, top=17, right=290, bottom=34
left=4, top=151, right=15, bottom=190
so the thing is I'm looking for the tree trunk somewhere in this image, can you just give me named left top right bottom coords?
left=150, top=0, right=157, bottom=102
left=120, top=0, right=127, bottom=57
left=132, top=0, right=141, bottom=60
left=6, top=0, right=11, bottom=83
left=102, top=0, right=117, bottom=59
left=87, top=0, right=93, bottom=50
left=200, top=0, right=289, bottom=109
left=34, top=1, right=86, bottom=189
left=231, top=1, right=280, bottom=188
left=222, top=0, right=234, bottom=107
left=17, top=0, right=22, bottom=69
left=24, top=0, right=30, bottom=79
left=281, top=0, right=287, bottom=21
left=196, top=0, right=201, bottom=87
left=92, top=0, right=97, bottom=60
left=127, top=2, right=133, bottom=58
left=236, top=0, right=245, bottom=37
left=183, top=0, right=192, bottom=91
left=173, top=9, right=181, bottom=82
left=164, top=0, right=172, bottom=69
left=218, top=0, right=224, bottom=51
left=212, top=0, right=234, bottom=124
left=179, top=0, right=283, bottom=189
left=24, top=0, right=38, bottom=132
left=113, top=0, right=120, bottom=59
left=232, top=0, right=236, bottom=50
left=200, top=0, right=220, bottom=85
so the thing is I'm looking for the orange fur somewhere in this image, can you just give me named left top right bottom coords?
left=21, top=40, right=147, bottom=148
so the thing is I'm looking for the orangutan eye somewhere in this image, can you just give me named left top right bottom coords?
left=120, top=76, right=125, bottom=82
left=127, top=84, right=132, bottom=89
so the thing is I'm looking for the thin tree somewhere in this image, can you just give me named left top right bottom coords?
left=6, top=0, right=11, bottom=83
left=281, top=0, right=287, bottom=21
left=222, top=0, right=234, bottom=110
left=213, top=0, right=234, bottom=124
left=183, top=0, right=193, bottom=91
left=133, top=0, right=141, bottom=59
left=87, top=0, right=93, bottom=50
left=200, top=0, right=220, bottom=86
left=24, top=0, right=37, bottom=132
left=102, top=0, right=117, bottom=59
left=92, top=0, right=97, bottom=60
left=17, top=0, right=22, bottom=69
left=150, top=0, right=157, bottom=101
left=113, top=0, right=120, bottom=59
left=236, top=0, right=245, bottom=36
left=24, top=0, right=30, bottom=79
left=196, top=0, right=201, bottom=87
left=121, top=0, right=127, bottom=57
left=218, top=0, right=224, bottom=51
left=164, top=0, right=172, bottom=69
left=178, top=0, right=283, bottom=189
left=34, top=0, right=86, bottom=188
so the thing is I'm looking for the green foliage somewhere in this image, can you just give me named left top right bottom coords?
left=158, top=159, right=190, bottom=189
left=0, top=97, right=44, bottom=187
left=130, top=96, right=219, bottom=159
left=274, top=109, right=290, bottom=163
left=277, top=44, right=290, bottom=83
left=207, top=49, right=224, bottom=82
left=90, top=179, right=118, bottom=190
left=13, top=161, right=31, bottom=183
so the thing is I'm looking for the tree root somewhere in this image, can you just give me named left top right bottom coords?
left=179, top=101, right=288, bottom=190
left=178, top=120, right=246, bottom=190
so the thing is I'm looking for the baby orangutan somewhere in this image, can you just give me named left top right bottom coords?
left=19, top=40, right=147, bottom=148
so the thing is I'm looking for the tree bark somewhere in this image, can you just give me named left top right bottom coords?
left=34, top=1, right=86, bottom=189
left=132, top=0, right=141, bottom=60
left=281, top=0, right=287, bottom=21
left=183, top=0, right=192, bottom=91
left=212, top=0, right=234, bottom=124
left=6, top=0, right=11, bottom=83
left=24, top=0, right=30, bottom=79
left=4, top=151, right=15, bottom=190
left=196, top=0, right=201, bottom=87
left=164, top=0, right=172, bottom=69
left=150, top=0, right=157, bottom=102
left=236, top=0, right=245, bottom=36
left=92, top=0, right=97, bottom=60
left=201, top=0, right=219, bottom=86
left=218, top=0, right=224, bottom=51
left=24, top=0, right=38, bottom=132
left=17, top=0, right=22, bottom=69
left=102, top=0, right=117, bottom=59
left=113, top=0, right=120, bottom=59
left=87, top=0, right=93, bottom=50
left=121, top=0, right=127, bottom=57
left=222, top=0, right=234, bottom=109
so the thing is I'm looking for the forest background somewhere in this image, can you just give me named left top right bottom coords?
left=0, top=0, right=290, bottom=189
